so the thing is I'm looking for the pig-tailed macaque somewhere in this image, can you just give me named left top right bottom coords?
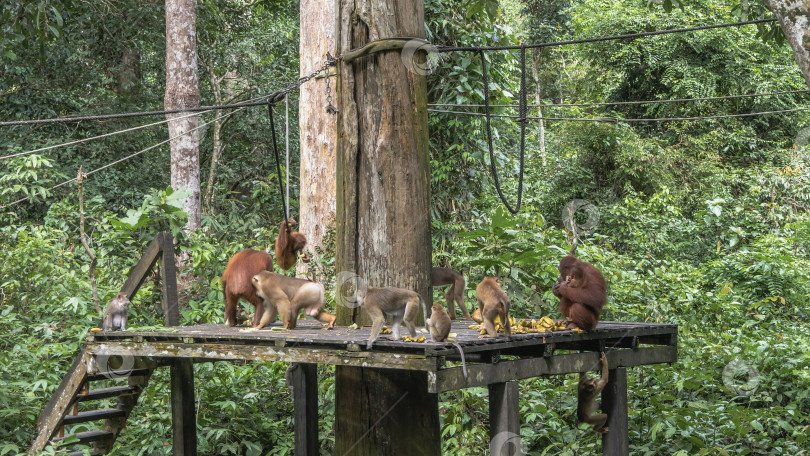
left=102, top=292, right=130, bottom=331
left=430, top=267, right=471, bottom=319
left=356, top=287, right=428, bottom=349
left=578, top=352, right=609, bottom=433
left=427, top=302, right=451, bottom=342
left=251, top=271, right=336, bottom=330
left=475, top=276, right=512, bottom=338
left=427, top=301, right=468, bottom=379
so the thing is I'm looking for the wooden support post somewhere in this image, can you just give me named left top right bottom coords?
left=602, top=367, right=629, bottom=456
left=488, top=382, right=524, bottom=456
left=160, top=232, right=180, bottom=326
left=170, top=359, right=196, bottom=456
left=289, top=363, right=319, bottom=455
left=334, top=366, right=440, bottom=455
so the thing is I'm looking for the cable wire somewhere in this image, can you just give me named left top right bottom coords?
left=427, top=89, right=810, bottom=109
left=427, top=106, right=810, bottom=122
left=1, top=108, right=244, bottom=209
left=1, top=94, right=272, bottom=161
left=436, top=18, right=778, bottom=52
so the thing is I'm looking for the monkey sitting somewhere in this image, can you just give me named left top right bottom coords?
left=101, top=292, right=130, bottom=331
left=251, top=271, right=336, bottom=330
left=577, top=352, right=609, bottom=433
left=475, top=276, right=512, bottom=338
left=552, top=253, right=606, bottom=331
left=427, top=302, right=451, bottom=342
left=356, top=287, right=428, bottom=349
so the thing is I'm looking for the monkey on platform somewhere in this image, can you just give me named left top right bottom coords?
left=427, top=302, right=451, bottom=342
left=356, top=287, right=428, bottom=349
left=102, top=292, right=130, bottom=331
left=431, top=267, right=470, bottom=319
left=251, top=271, right=336, bottom=330
left=578, top=352, right=610, bottom=433
left=552, top=249, right=606, bottom=331
left=222, top=248, right=275, bottom=327
left=475, top=276, right=511, bottom=338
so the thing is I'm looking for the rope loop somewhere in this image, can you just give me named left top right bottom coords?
left=480, top=50, right=525, bottom=215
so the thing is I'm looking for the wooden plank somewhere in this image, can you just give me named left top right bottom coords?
left=120, top=234, right=163, bottom=300
left=170, top=359, right=197, bottom=456
left=602, top=368, right=629, bottom=456
left=159, top=232, right=180, bottom=326
left=289, top=363, right=319, bottom=455
left=334, top=366, right=440, bottom=455
left=434, top=347, right=676, bottom=393
left=87, top=341, right=440, bottom=371
left=61, top=408, right=126, bottom=425
left=489, top=382, right=524, bottom=456
left=31, top=349, right=89, bottom=451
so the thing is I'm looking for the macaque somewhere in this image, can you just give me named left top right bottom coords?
left=101, top=292, right=130, bottom=331
left=251, top=271, right=336, bottom=330
left=222, top=249, right=274, bottom=327
left=427, top=302, right=451, bottom=342
left=475, top=276, right=512, bottom=338
left=275, top=218, right=309, bottom=271
left=471, top=307, right=483, bottom=324
left=356, top=287, right=428, bottom=349
left=578, top=352, right=609, bottom=433
left=552, top=254, right=606, bottom=331
left=430, top=267, right=470, bottom=320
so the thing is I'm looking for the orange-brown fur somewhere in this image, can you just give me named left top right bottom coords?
left=275, top=218, right=308, bottom=271
left=552, top=255, right=606, bottom=331
left=222, top=249, right=274, bottom=327
left=475, top=276, right=511, bottom=338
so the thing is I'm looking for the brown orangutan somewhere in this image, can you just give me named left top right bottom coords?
left=552, top=253, right=606, bottom=331
left=275, top=218, right=309, bottom=271
left=222, top=249, right=274, bottom=327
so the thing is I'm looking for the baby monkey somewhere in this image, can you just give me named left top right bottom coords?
left=578, top=352, right=610, bottom=433
left=427, top=302, right=451, bottom=342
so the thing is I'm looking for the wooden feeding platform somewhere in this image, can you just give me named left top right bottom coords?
left=86, top=320, right=677, bottom=394
left=31, top=234, right=679, bottom=456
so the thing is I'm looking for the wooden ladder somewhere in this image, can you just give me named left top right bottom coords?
left=30, top=232, right=179, bottom=455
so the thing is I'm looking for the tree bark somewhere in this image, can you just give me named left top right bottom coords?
left=165, top=0, right=201, bottom=232
left=764, top=0, right=810, bottom=88
left=298, top=0, right=338, bottom=278
left=335, top=0, right=432, bottom=326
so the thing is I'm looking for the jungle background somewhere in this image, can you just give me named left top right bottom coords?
left=1, top=0, right=809, bottom=454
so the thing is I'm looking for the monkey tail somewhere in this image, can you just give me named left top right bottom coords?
left=420, top=295, right=430, bottom=331
left=450, top=342, right=468, bottom=380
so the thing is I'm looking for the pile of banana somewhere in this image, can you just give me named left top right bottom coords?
left=469, top=316, right=572, bottom=335
left=402, top=335, right=427, bottom=343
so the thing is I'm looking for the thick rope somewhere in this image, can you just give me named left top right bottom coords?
left=480, top=49, right=525, bottom=214
left=268, top=103, right=291, bottom=233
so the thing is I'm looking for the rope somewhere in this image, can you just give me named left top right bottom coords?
left=0, top=58, right=339, bottom=128
left=436, top=18, right=778, bottom=52
left=427, top=105, right=810, bottom=122
left=267, top=103, right=291, bottom=233
left=0, top=108, right=213, bottom=161
left=285, top=94, right=290, bottom=220
left=1, top=108, right=243, bottom=209
left=427, top=89, right=810, bottom=109
left=480, top=48, right=525, bottom=214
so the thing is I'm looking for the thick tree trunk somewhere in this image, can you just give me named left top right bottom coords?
left=765, top=0, right=810, bottom=88
left=117, top=46, right=141, bottom=96
left=165, top=0, right=201, bottom=232
left=335, top=0, right=431, bottom=324
left=297, top=0, right=338, bottom=278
